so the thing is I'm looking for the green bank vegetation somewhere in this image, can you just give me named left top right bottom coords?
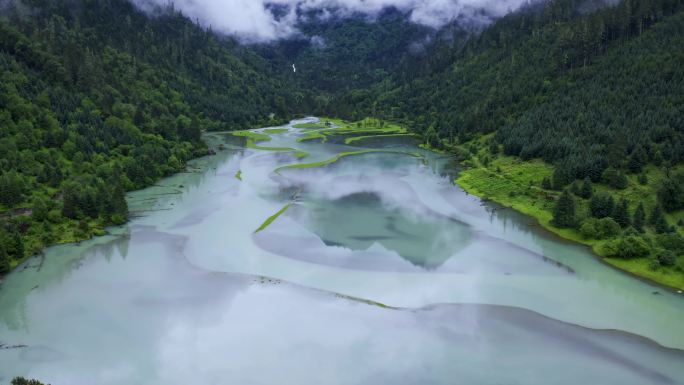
left=264, top=128, right=288, bottom=134
left=344, top=133, right=416, bottom=145
left=295, top=117, right=409, bottom=144
left=231, top=130, right=309, bottom=158
left=274, top=149, right=422, bottom=174
left=454, top=136, right=684, bottom=290
left=293, top=122, right=327, bottom=129
left=254, top=204, right=292, bottom=233
left=297, top=130, right=328, bottom=143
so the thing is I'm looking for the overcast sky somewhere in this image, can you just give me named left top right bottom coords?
left=133, top=0, right=533, bottom=42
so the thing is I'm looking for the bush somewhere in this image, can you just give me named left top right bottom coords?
left=597, top=218, right=621, bottom=239
left=602, top=167, right=628, bottom=189
left=638, top=174, right=648, bottom=185
left=111, top=213, right=127, bottom=225
left=47, top=210, right=62, bottom=223
left=656, top=251, right=677, bottom=267
left=580, top=217, right=620, bottom=239
left=657, top=233, right=684, bottom=254
left=657, top=171, right=684, bottom=212
left=676, top=257, right=684, bottom=272
left=606, top=235, right=650, bottom=259
left=579, top=219, right=597, bottom=239
left=649, top=259, right=660, bottom=271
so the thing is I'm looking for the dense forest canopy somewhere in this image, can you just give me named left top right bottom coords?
left=1, top=0, right=683, bottom=275
left=0, top=0, right=297, bottom=272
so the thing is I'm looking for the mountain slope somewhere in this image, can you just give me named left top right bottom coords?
left=0, top=0, right=294, bottom=272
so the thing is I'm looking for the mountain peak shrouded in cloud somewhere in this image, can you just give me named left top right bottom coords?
left=132, top=0, right=535, bottom=42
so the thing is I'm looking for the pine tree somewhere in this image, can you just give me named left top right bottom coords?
left=613, top=198, right=630, bottom=228
left=649, top=204, right=663, bottom=226
left=61, top=187, right=78, bottom=219
left=0, top=242, right=9, bottom=275
left=552, top=189, right=576, bottom=228
left=627, top=146, right=646, bottom=173
left=579, top=176, right=593, bottom=198
left=590, top=193, right=615, bottom=218
left=552, top=164, right=574, bottom=190
left=614, top=172, right=628, bottom=189
left=655, top=215, right=671, bottom=234
left=633, top=203, right=645, bottom=232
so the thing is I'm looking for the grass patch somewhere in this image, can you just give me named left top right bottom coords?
left=274, top=150, right=422, bottom=174
left=254, top=204, right=291, bottom=233
left=293, top=123, right=326, bottom=129
left=319, top=117, right=348, bottom=127
left=297, top=130, right=327, bottom=143
left=264, top=128, right=288, bottom=134
left=344, top=133, right=415, bottom=145
left=324, top=126, right=406, bottom=137
left=246, top=142, right=309, bottom=158
left=605, top=258, right=684, bottom=290
left=234, top=130, right=309, bottom=158
left=231, top=130, right=271, bottom=141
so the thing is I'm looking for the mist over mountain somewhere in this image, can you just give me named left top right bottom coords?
left=132, top=0, right=538, bottom=42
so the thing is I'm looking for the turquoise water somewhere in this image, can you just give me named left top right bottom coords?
left=0, top=118, right=683, bottom=385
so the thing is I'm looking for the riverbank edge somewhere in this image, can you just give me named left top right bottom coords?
left=0, top=124, right=254, bottom=280
left=455, top=171, right=684, bottom=292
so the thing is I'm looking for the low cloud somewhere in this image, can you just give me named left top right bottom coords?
left=133, top=0, right=534, bottom=42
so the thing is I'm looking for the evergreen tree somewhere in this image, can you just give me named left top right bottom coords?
left=649, top=205, right=672, bottom=234
left=0, top=171, right=25, bottom=207
left=590, top=193, right=615, bottom=218
left=61, top=187, right=79, bottom=219
left=633, top=202, right=645, bottom=232
left=570, top=181, right=581, bottom=196
left=609, top=170, right=628, bottom=189
left=649, top=204, right=664, bottom=226
left=0, top=242, right=9, bottom=275
left=579, top=176, right=593, bottom=199
left=627, top=146, right=646, bottom=173
left=613, top=198, right=630, bottom=228
left=658, top=171, right=684, bottom=212
left=0, top=222, right=24, bottom=265
left=655, top=215, right=672, bottom=234
left=552, top=164, right=574, bottom=190
left=552, top=189, right=576, bottom=228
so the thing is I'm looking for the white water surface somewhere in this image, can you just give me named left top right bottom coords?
left=0, top=118, right=683, bottom=385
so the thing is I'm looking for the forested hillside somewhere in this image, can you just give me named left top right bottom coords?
left=1, top=0, right=683, bottom=285
left=0, top=0, right=295, bottom=273
left=258, top=8, right=433, bottom=116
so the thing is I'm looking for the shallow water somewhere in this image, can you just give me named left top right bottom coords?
left=1, top=118, right=683, bottom=385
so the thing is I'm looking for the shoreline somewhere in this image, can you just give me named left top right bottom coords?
left=456, top=171, right=684, bottom=293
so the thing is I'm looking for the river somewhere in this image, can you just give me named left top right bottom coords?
left=0, top=118, right=683, bottom=384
